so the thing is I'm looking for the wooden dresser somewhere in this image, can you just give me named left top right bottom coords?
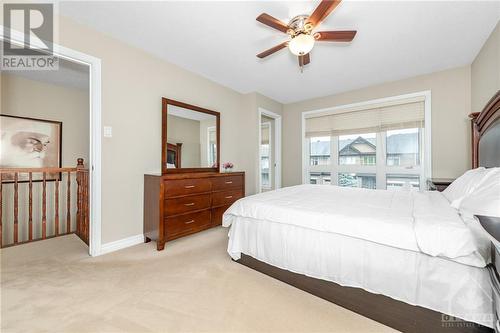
left=144, top=172, right=245, bottom=250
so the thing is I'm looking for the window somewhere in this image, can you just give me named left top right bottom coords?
left=387, top=174, right=420, bottom=189
left=309, top=172, right=331, bottom=185
left=261, top=144, right=270, bottom=188
left=261, top=122, right=271, bottom=189
left=303, top=94, right=429, bottom=190
left=310, top=137, right=331, bottom=166
left=207, top=127, right=217, bottom=167
left=386, top=128, right=420, bottom=167
left=338, top=173, right=376, bottom=189
left=339, top=133, right=376, bottom=166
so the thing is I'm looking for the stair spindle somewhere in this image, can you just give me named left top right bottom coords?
left=55, top=178, right=59, bottom=236
left=42, top=172, right=47, bottom=239
left=29, top=172, right=33, bottom=241
left=67, top=171, right=71, bottom=233
left=14, top=173, right=18, bottom=244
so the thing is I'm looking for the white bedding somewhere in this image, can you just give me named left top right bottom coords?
left=223, top=184, right=489, bottom=267
left=225, top=215, right=493, bottom=327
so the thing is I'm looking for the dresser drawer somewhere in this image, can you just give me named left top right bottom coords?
left=164, top=178, right=211, bottom=197
left=165, top=210, right=211, bottom=239
left=212, top=175, right=243, bottom=191
left=165, top=194, right=211, bottom=215
left=212, top=189, right=243, bottom=207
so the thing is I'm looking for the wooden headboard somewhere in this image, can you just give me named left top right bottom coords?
left=469, top=90, right=500, bottom=168
left=166, top=143, right=182, bottom=168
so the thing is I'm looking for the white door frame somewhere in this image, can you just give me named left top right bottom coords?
left=258, top=108, right=282, bottom=192
left=1, top=27, right=103, bottom=257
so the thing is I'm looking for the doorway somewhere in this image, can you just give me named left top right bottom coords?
left=0, top=28, right=102, bottom=256
left=258, top=108, right=281, bottom=193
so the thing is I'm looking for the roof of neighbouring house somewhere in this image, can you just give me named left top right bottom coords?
left=310, top=132, right=418, bottom=156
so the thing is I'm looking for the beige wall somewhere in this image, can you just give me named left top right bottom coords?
left=167, top=114, right=201, bottom=168
left=56, top=17, right=283, bottom=243
left=282, top=66, right=472, bottom=186
left=1, top=73, right=89, bottom=166
left=472, top=22, right=500, bottom=113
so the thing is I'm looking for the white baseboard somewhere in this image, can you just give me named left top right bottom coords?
left=99, top=234, right=144, bottom=255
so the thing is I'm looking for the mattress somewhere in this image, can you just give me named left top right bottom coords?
left=223, top=184, right=490, bottom=267
left=225, top=215, right=494, bottom=328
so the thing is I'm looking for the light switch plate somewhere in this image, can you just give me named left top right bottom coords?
left=103, top=126, right=112, bottom=138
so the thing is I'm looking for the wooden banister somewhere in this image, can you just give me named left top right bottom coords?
left=0, top=158, right=89, bottom=248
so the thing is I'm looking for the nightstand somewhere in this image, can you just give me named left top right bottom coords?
left=476, top=215, right=500, bottom=332
left=426, top=178, right=455, bottom=192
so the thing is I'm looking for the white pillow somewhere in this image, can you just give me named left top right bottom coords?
left=442, top=167, right=487, bottom=206
left=459, top=170, right=500, bottom=217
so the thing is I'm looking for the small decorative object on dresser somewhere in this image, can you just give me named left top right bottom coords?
left=427, top=178, right=455, bottom=192
left=144, top=98, right=245, bottom=250
left=222, top=162, right=234, bottom=172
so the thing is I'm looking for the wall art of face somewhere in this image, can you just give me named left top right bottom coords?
left=0, top=116, right=61, bottom=180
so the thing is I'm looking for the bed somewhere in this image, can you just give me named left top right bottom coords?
left=223, top=91, right=500, bottom=333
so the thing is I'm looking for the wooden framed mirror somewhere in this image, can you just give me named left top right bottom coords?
left=162, top=98, right=220, bottom=174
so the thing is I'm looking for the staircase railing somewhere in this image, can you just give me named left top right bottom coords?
left=0, top=158, right=89, bottom=248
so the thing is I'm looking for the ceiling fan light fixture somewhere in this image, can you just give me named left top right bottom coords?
left=288, top=33, right=315, bottom=56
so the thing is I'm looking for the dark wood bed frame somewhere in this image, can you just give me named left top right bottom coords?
left=166, top=142, right=182, bottom=168
left=236, top=90, right=500, bottom=333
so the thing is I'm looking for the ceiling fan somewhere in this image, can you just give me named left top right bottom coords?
left=256, top=0, right=357, bottom=70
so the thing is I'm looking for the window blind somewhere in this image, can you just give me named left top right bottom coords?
left=305, top=98, right=425, bottom=138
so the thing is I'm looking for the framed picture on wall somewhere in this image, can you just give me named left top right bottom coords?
left=0, top=115, right=62, bottom=182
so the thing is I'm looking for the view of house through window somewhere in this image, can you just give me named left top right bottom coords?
left=304, top=96, right=427, bottom=190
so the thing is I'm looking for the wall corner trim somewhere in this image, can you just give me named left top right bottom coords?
left=99, top=234, right=144, bottom=256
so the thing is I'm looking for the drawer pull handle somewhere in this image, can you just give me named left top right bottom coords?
left=185, top=220, right=195, bottom=224
left=225, top=181, right=233, bottom=184
left=184, top=203, right=195, bottom=206
left=184, top=185, right=196, bottom=189
left=225, top=196, right=233, bottom=199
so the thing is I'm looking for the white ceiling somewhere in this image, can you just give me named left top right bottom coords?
left=59, top=1, right=500, bottom=103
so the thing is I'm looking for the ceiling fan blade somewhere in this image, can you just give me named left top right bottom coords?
left=257, top=41, right=288, bottom=58
left=307, top=0, right=342, bottom=28
left=314, top=30, right=357, bottom=42
left=256, top=13, right=289, bottom=33
left=298, top=53, right=311, bottom=66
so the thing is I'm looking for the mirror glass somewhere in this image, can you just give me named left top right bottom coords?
left=166, top=105, right=217, bottom=169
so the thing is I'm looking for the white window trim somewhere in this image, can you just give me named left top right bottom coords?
left=301, top=91, right=432, bottom=189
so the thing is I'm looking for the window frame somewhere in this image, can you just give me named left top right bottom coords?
left=301, top=91, right=432, bottom=190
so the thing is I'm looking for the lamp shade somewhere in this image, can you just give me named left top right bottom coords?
left=288, top=34, right=315, bottom=56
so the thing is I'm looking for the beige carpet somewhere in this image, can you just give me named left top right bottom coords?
left=1, top=227, right=396, bottom=333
